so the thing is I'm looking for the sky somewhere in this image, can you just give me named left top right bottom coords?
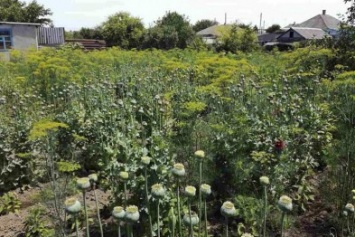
left=23, top=0, right=350, bottom=30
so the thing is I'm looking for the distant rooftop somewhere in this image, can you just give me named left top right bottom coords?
left=196, top=24, right=232, bottom=37
left=0, top=21, right=41, bottom=26
left=287, top=10, right=341, bottom=30
left=279, top=27, right=330, bottom=40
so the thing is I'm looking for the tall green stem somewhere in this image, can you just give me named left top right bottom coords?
left=83, top=191, right=90, bottom=237
left=93, top=185, right=104, bottom=237
left=204, top=199, right=208, bottom=237
left=280, top=212, right=285, bottom=237
left=225, top=217, right=229, bottom=237
left=188, top=201, right=193, bottom=237
left=177, top=180, right=182, bottom=237
left=124, top=183, right=129, bottom=236
left=144, top=167, right=153, bottom=237
left=123, top=183, right=128, bottom=207
left=75, top=215, right=79, bottom=237
left=198, top=161, right=202, bottom=237
left=262, top=185, right=267, bottom=237
left=117, top=222, right=121, bottom=237
left=157, top=199, right=161, bottom=237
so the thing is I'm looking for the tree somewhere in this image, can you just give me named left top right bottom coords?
left=144, top=11, right=195, bottom=49
left=0, top=0, right=52, bottom=25
left=101, top=12, right=145, bottom=49
left=266, top=24, right=281, bottom=33
left=193, top=19, right=218, bottom=32
left=345, top=0, right=355, bottom=23
left=217, top=24, right=259, bottom=53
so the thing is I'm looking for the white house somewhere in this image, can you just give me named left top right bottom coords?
left=0, top=21, right=41, bottom=51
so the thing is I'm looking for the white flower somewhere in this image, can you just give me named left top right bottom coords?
left=172, top=163, right=186, bottom=177
left=65, top=198, right=82, bottom=214
left=119, top=171, right=129, bottom=180
left=112, top=206, right=126, bottom=220
left=141, top=156, right=151, bottom=165
left=88, top=173, right=98, bottom=183
left=125, top=205, right=140, bottom=222
left=194, top=150, right=205, bottom=159
left=278, top=195, right=293, bottom=212
left=185, top=186, right=196, bottom=197
left=151, top=183, right=166, bottom=199
left=259, top=176, right=270, bottom=185
left=200, top=184, right=212, bottom=197
left=183, top=211, right=199, bottom=226
left=346, top=203, right=355, bottom=213
left=221, top=201, right=237, bottom=218
left=76, top=177, right=91, bottom=190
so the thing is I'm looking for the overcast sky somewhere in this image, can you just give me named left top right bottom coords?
left=23, top=0, right=349, bottom=30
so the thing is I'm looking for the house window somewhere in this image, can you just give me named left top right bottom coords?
left=0, top=29, right=12, bottom=51
left=290, top=31, right=294, bottom=38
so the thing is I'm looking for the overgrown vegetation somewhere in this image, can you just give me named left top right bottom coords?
left=0, top=45, right=354, bottom=236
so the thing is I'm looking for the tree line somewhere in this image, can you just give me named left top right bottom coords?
left=0, top=0, right=259, bottom=53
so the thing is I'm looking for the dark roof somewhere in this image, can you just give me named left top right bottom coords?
left=291, top=14, right=341, bottom=30
left=196, top=25, right=232, bottom=37
left=278, top=27, right=329, bottom=40
left=0, top=21, right=41, bottom=26
left=258, top=32, right=283, bottom=42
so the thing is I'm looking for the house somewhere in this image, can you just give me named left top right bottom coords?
left=291, top=10, right=341, bottom=37
left=0, top=21, right=66, bottom=60
left=0, top=21, right=41, bottom=52
left=277, top=27, right=330, bottom=42
left=258, top=31, right=284, bottom=46
left=258, top=10, right=341, bottom=48
left=196, top=24, right=231, bottom=44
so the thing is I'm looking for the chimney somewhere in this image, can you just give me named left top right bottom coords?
left=322, top=10, right=326, bottom=15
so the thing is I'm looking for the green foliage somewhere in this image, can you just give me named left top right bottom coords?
left=0, top=192, right=21, bottom=215
left=0, top=46, right=352, bottom=235
left=144, top=11, right=195, bottom=49
left=29, top=119, right=68, bottom=140
left=0, top=0, right=52, bottom=25
left=216, top=24, right=259, bottom=53
left=24, top=204, right=54, bottom=237
left=266, top=24, right=281, bottom=33
left=101, top=12, right=145, bottom=48
left=56, top=161, right=81, bottom=173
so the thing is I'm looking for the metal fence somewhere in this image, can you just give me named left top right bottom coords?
left=38, top=27, right=65, bottom=45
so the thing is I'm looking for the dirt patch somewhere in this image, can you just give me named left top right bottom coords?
left=0, top=186, right=111, bottom=237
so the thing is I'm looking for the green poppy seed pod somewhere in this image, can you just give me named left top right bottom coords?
left=185, top=185, right=196, bottom=197
left=241, top=233, right=254, bottom=237
left=221, top=201, right=237, bottom=218
left=119, top=171, right=129, bottom=181
left=65, top=197, right=82, bottom=214
left=112, top=206, right=126, bottom=220
left=141, top=156, right=151, bottom=165
left=76, top=177, right=91, bottom=190
left=151, top=183, right=166, bottom=199
left=277, top=195, right=293, bottom=212
left=194, top=150, right=205, bottom=159
left=183, top=211, right=199, bottom=226
left=172, top=163, right=186, bottom=177
left=346, top=203, right=355, bottom=213
left=125, top=205, right=140, bottom=222
left=88, top=173, right=98, bottom=183
left=200, top=184, right=212, bottom=197
left=259, top=176, right=270, bottom=185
